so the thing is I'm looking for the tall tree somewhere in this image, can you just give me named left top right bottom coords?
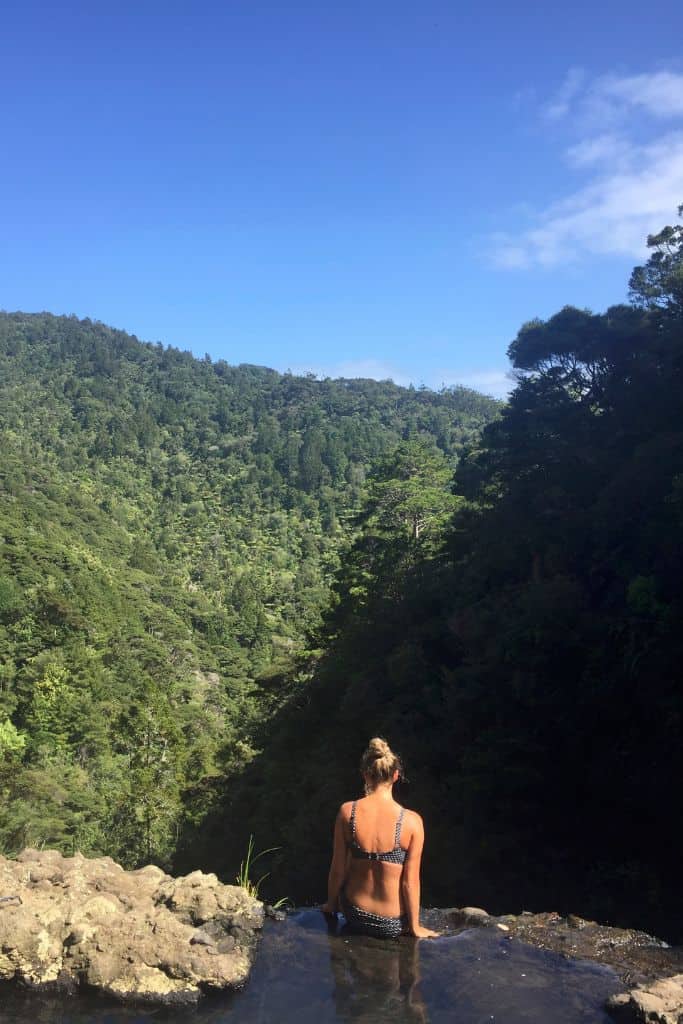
left=629, top=203, right=683, bottom=313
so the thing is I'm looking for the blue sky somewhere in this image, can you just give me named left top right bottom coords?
left=2, top=1, right=682, bottom=397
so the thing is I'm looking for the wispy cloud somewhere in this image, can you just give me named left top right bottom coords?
left=599, top=71, right=683, bottom=119
left=492, top=68, right=683, bottom=269
left=432, top=367, right=513, bottom=398
left=565, top=133, right=632, bottom=169
left=544, top=69, right=683, bottom=126
left=543, top=67, right=587, bottom=121
left=283, top=359, right=513, bottom=399
left=286, top=358, right=412, bottom=385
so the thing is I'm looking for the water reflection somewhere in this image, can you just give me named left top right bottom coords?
left=327, top=917, right=428, bottom=1023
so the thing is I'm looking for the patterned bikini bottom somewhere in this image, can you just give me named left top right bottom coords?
left=340, top=891, right=407, bottom=939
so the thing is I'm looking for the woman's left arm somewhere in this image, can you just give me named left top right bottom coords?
left=321, top=806, right=348, bottom=914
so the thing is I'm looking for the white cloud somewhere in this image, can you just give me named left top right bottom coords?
left=597, top=71, right=683, bottom=119
left=565, top=133, right=632, bottom=168
left=543, top=68, right=586, bottom=121
left=543, top=69, right=683, bottom=127
left=493, top=69, right=683, bottom=270
left=282, top=359, right=512, bottom=398
left=496, top=132, right=683, bottom=268
left=286, top=358, right=412, bottom=385
left=433, top=368, right=514, bottom=398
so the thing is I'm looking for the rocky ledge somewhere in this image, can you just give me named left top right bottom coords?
left=424, top=907, right=683, bottom=1024
left=0, top=849, right=264, bottom=1004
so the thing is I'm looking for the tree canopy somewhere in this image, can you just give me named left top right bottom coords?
left=0, top=312, right=497, bottom=867
left=195, top=208, right=683, bottom=943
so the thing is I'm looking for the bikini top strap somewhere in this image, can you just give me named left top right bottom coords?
left=394, top=806, right=405, bottom=847
left=350, top=800, right=358, bottom=840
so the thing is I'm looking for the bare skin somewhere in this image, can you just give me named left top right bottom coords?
left=322, top=771, right=439, bottom=939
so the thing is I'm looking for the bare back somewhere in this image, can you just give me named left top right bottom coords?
left=340, top=795, right=420, bottom=917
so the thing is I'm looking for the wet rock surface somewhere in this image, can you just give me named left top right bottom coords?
left=0, top=849, right=264, bottom=1004
left=424, top=907, right=683, bottom=1022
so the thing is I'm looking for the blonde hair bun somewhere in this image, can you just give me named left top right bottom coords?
left=360, top=737, right=402, bottom=792
left=368, top=737, right=391, bottom=757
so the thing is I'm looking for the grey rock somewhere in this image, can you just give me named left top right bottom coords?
left=265, top=904, right=287, bottom=922
left=606, top=974, right=683, bottom=1023
left=0, top=849, right=264, bottom=1004
left=446, top=906, right=491, bottom=927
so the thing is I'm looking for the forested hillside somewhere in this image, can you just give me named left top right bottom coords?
left=195, top=211, right=683, bottom=942
left=2, top=210, right=681, bottom=945
left=0, top=313, right=498, bottom=866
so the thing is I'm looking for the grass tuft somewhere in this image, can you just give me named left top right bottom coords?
left=235, top=834, right=283, bottom=902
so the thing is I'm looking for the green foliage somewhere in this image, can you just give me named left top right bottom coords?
left=197, top=208, right=683, bottom=943
left=234, top=834, right=281, bottom=900
left=0, top=718, right=25, bottom=759
left=629, top=203, right=683, bottom=312
left=364, top=439, right=459, bottom=543
left=0, top=310, right=498, bottom=870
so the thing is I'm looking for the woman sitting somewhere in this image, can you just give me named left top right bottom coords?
left=322, top=737, right=439, bottom=939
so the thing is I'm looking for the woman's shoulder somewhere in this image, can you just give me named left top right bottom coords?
left=337, top=799, right=356, bottom=821
left=399, top=806, right=424, bottom=832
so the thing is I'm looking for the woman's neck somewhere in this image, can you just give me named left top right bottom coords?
left=366, top=783, right=394, bottom=801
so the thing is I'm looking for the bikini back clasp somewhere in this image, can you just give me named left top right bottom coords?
left=348, top=800, right=407, bottom=865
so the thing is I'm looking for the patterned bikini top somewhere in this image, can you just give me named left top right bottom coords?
left=348, top=800, right=407, bottom=864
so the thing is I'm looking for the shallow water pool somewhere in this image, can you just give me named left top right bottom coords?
left=0, top=909, right=623, bottom=1023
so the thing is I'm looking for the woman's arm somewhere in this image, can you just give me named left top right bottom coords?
left=321, top=805, right=348, bottom=914
left=401, top=813, right=439, bottom=938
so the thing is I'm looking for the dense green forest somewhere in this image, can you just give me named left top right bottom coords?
left=191, top=210, right=683, bottom=942
left=0, top=314, right=497, bottom=866
left=2, top=209, right=682, bottom=943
